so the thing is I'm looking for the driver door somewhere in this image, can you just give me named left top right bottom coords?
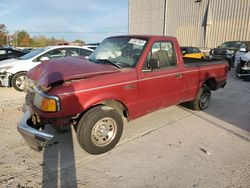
left=138, top=41, right=184, bottom=115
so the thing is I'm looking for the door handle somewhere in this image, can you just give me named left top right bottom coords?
left=176, top=73, right=183, bottom=78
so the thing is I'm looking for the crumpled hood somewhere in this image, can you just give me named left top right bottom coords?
left=27, top=56, right=120, bottom=88
left=0, top=58, right=22, bottom=68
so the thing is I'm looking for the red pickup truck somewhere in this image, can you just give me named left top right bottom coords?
left=18, top=35, right=228, bottom=154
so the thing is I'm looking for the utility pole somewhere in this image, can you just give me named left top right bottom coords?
left=163, top=0, right=167, bottom=36
left=6, top=33, right=9, bottom=46
left=194, top=0, right=202, bottom=47
left=16, top=33, right=18, bottom=47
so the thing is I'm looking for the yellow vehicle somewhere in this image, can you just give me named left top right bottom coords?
left=181, top=46, right=204, bottom=59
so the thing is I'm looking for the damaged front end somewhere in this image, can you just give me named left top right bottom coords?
left=17, top=106, right=54, bottom=151
left=0, top=72, right=12, bottom=87
left=18, top=79, right=55, bottom=151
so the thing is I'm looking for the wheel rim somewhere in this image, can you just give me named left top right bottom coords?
left=91, top=117, right=117, bottom=147
left=15, top=75, right=26, bottom=90
left=199, top=92, right=210, bottom=109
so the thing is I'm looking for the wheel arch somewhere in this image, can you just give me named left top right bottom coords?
left=9, top=71, right=27, bottom=87
left=202, top=77, right=217, bottom=91
left=99, top=99, right=129, bottom=119
left=78, top=99, right=129, bottom=122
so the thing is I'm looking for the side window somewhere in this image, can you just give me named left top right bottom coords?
left=38, top=48, right=67, bottom=61
left=240, top=43, right=247, bottom=49
left=70, top=48, right=80, bottom=57
left=142, top=41, right=177, bottom=71
left=80, top=49, right=92, bottom=57
left=0, top=50, right=7, bottom=55
left=8, top=50, right=13, bottom=54
left=192, top=47, right=201, bottom=53
left=185, top=48, right=191, bottom=54
left=181, top=48, right=187, bottom=55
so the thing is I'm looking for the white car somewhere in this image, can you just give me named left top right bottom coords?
left=83, top=43, right=99, bottom=50
left=0, top=45, right=93, bottom=91
left=234, top=42, right=250, bottom=67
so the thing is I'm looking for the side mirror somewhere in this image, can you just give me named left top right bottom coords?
left=182, top=50, right=187, bottom=55
left=148, top=58, right=160, bottom=70
left=40, top=56, right=49, bottom=62
left=239, top=48, right=247, bottom=52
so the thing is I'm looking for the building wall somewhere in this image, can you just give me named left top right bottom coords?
left=129, top=0, right=165, bottom=35
left=129, top=0, right=250, bottom=48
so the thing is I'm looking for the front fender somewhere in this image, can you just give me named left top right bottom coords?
left=83, top=92, right=125, bottom=111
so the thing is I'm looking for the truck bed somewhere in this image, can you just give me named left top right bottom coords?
left=183, top=57, right=227, bottom=67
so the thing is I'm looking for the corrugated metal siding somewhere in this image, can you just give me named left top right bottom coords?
left=129, top=0, right=250, bottom=48
left=166, top=0, right=207, bottom=47
left=206, top=0, right=250, bottom=48
left=129, top=0, right=165, bottom=35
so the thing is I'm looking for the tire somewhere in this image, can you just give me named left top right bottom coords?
left=11, top=72, right=27, bottom=92
left=235, top=64, right=241, bottom=78
left=76, top=105, right=123, bottom=155
left=189, top=86, right=211, bottom=111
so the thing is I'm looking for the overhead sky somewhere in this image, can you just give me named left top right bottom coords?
left=0, top=0, right=128, bottom=43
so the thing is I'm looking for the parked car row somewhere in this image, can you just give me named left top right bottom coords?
left=209, top=41, right=250, bottom=66
left=0, top=47, right=29, bottom=61
left=0, top=45, right=94, bottom=91
left=209, top=41, right=250, bottom=80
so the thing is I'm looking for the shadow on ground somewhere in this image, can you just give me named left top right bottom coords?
left=42, top=126, right=77, bottom=188
left=205, top=70, right=250, bottom=133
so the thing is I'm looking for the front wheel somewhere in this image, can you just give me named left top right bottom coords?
left=11, top=72, right=27, bottom=92
left=189, top=86, right=211, bottom=111
left=77, top=105, right=123, bottom=155
left=235, top=64, right=241, bottom=78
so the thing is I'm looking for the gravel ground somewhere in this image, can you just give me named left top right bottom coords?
left=0, top=71, right=249, bottom=188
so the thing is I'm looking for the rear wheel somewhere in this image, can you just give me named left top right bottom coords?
left=77, top=105, right=123, bottom=155
left=189, top=86, right=211, bottom=111
left=11, top=72, right=27, bottom=92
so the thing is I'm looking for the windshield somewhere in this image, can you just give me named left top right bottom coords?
left=89, top=37, right=147, bottom=68
left=220, top=42, right=241, bottom=49
left=18, top=48, right=45, bottom=60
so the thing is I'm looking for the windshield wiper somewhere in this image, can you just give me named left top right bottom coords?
left=97, top=59, right=122, bottom=69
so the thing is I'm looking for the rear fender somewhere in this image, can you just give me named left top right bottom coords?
left=203, top=77, right=217, bottom=90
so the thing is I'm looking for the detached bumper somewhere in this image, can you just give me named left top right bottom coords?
left=17, top=110, right=54, bottom=151
left=0, top=72, right=11, bottom=87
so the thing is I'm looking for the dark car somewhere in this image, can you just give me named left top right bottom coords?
left=210, top=41, right=241, bottom=57
left=210, top=41, right=250, bottom=69
left=0, top=47, right=28, bottom=61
